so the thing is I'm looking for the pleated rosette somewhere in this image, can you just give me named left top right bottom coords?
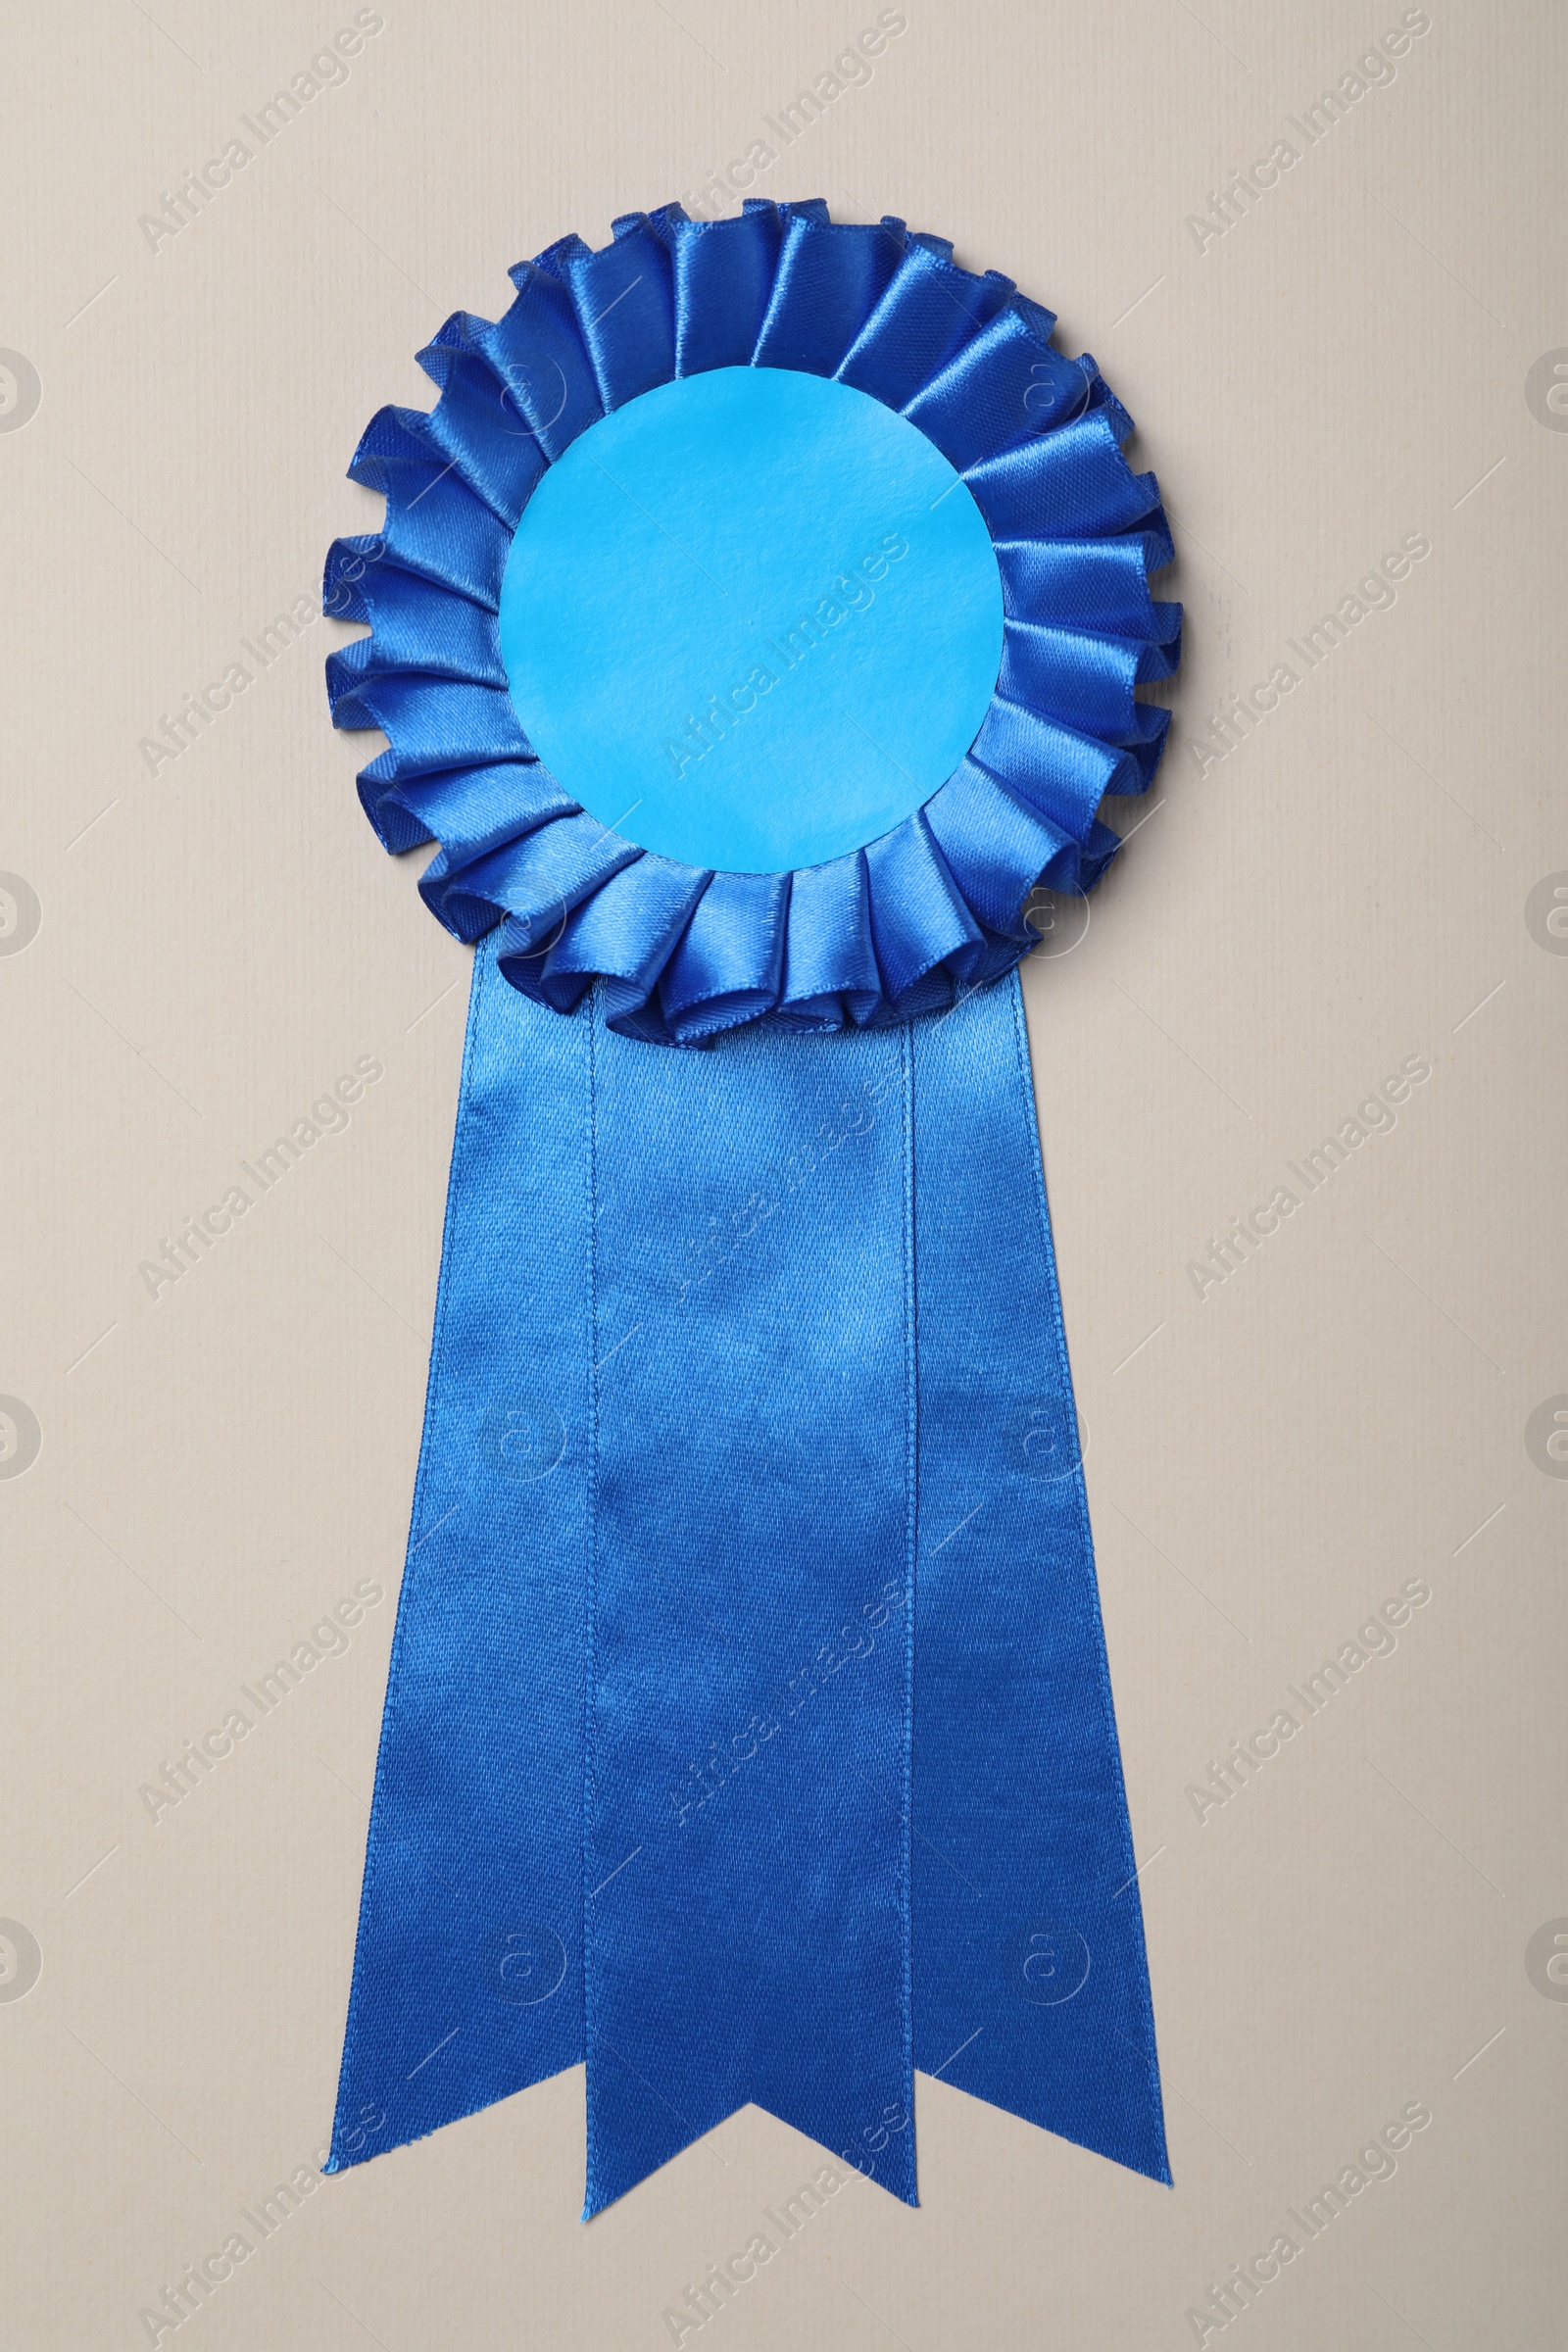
left=324, top=199, right=1179, bottom=1044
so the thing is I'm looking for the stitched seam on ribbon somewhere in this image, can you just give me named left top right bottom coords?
left=898, top=1017, right=917, bottom=2176
left=329, top=939, right=490, bottom=2163
left=582, top=983, right=602, bottom=2214
left=1005, top=967, right=1168, bottom=2168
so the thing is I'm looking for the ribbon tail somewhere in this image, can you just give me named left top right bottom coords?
left=327, top=953, right=1166, bottom=2197
left=326, top=944, right=589, bottom=2170
left=582, top=1003, right=917, bottom=2213
left=911, top=970, right=1170, bottom=2182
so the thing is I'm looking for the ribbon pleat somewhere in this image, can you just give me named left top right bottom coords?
left=413, top=333, right=550, bottom=525
left=563, top=213, right=679, bottom=410
left=780, top=851, right=882, bottom=1026
left=546, top=856, right=712, bottom=1021
left=337, top=414, right=509, bottom=604
left=754, top=212, right=906, bottom=374
left=837, top=237, right=1013, bottom=412
left=672, top=203, right=783, bottom=374
left=659, top=868, right=791, bottom=1039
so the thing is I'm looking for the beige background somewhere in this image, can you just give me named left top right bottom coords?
left=3, top=1, right=1565, bottom=2344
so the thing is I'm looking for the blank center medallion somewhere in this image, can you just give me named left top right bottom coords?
left=498, top=367, right=1004, bottom=875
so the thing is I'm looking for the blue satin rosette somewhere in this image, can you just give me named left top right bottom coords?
left=324, top=197, right=1179, bottom=2216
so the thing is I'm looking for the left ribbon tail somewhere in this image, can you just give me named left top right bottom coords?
left=326, top=942, right=590, bottom=2170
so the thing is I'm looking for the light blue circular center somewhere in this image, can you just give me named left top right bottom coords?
left=498, top=367, right=1003, bottom=874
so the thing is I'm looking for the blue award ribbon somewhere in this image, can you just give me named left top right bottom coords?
left=323, top=199, right=1176, bottom=2209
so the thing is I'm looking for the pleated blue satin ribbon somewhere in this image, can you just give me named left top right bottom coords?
left=323, top=199, right=1176, bottom=2210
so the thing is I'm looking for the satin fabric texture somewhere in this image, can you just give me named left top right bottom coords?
left=324, top=198, right=1179, bottom=1044
left=327, top=947, right=1169, bottom=2208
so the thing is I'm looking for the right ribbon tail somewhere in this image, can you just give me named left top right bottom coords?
left=911, top=970, right=1171, bottom=2184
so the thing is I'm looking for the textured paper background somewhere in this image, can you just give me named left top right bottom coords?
left=2, top=3, right=1564, bottom=2345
